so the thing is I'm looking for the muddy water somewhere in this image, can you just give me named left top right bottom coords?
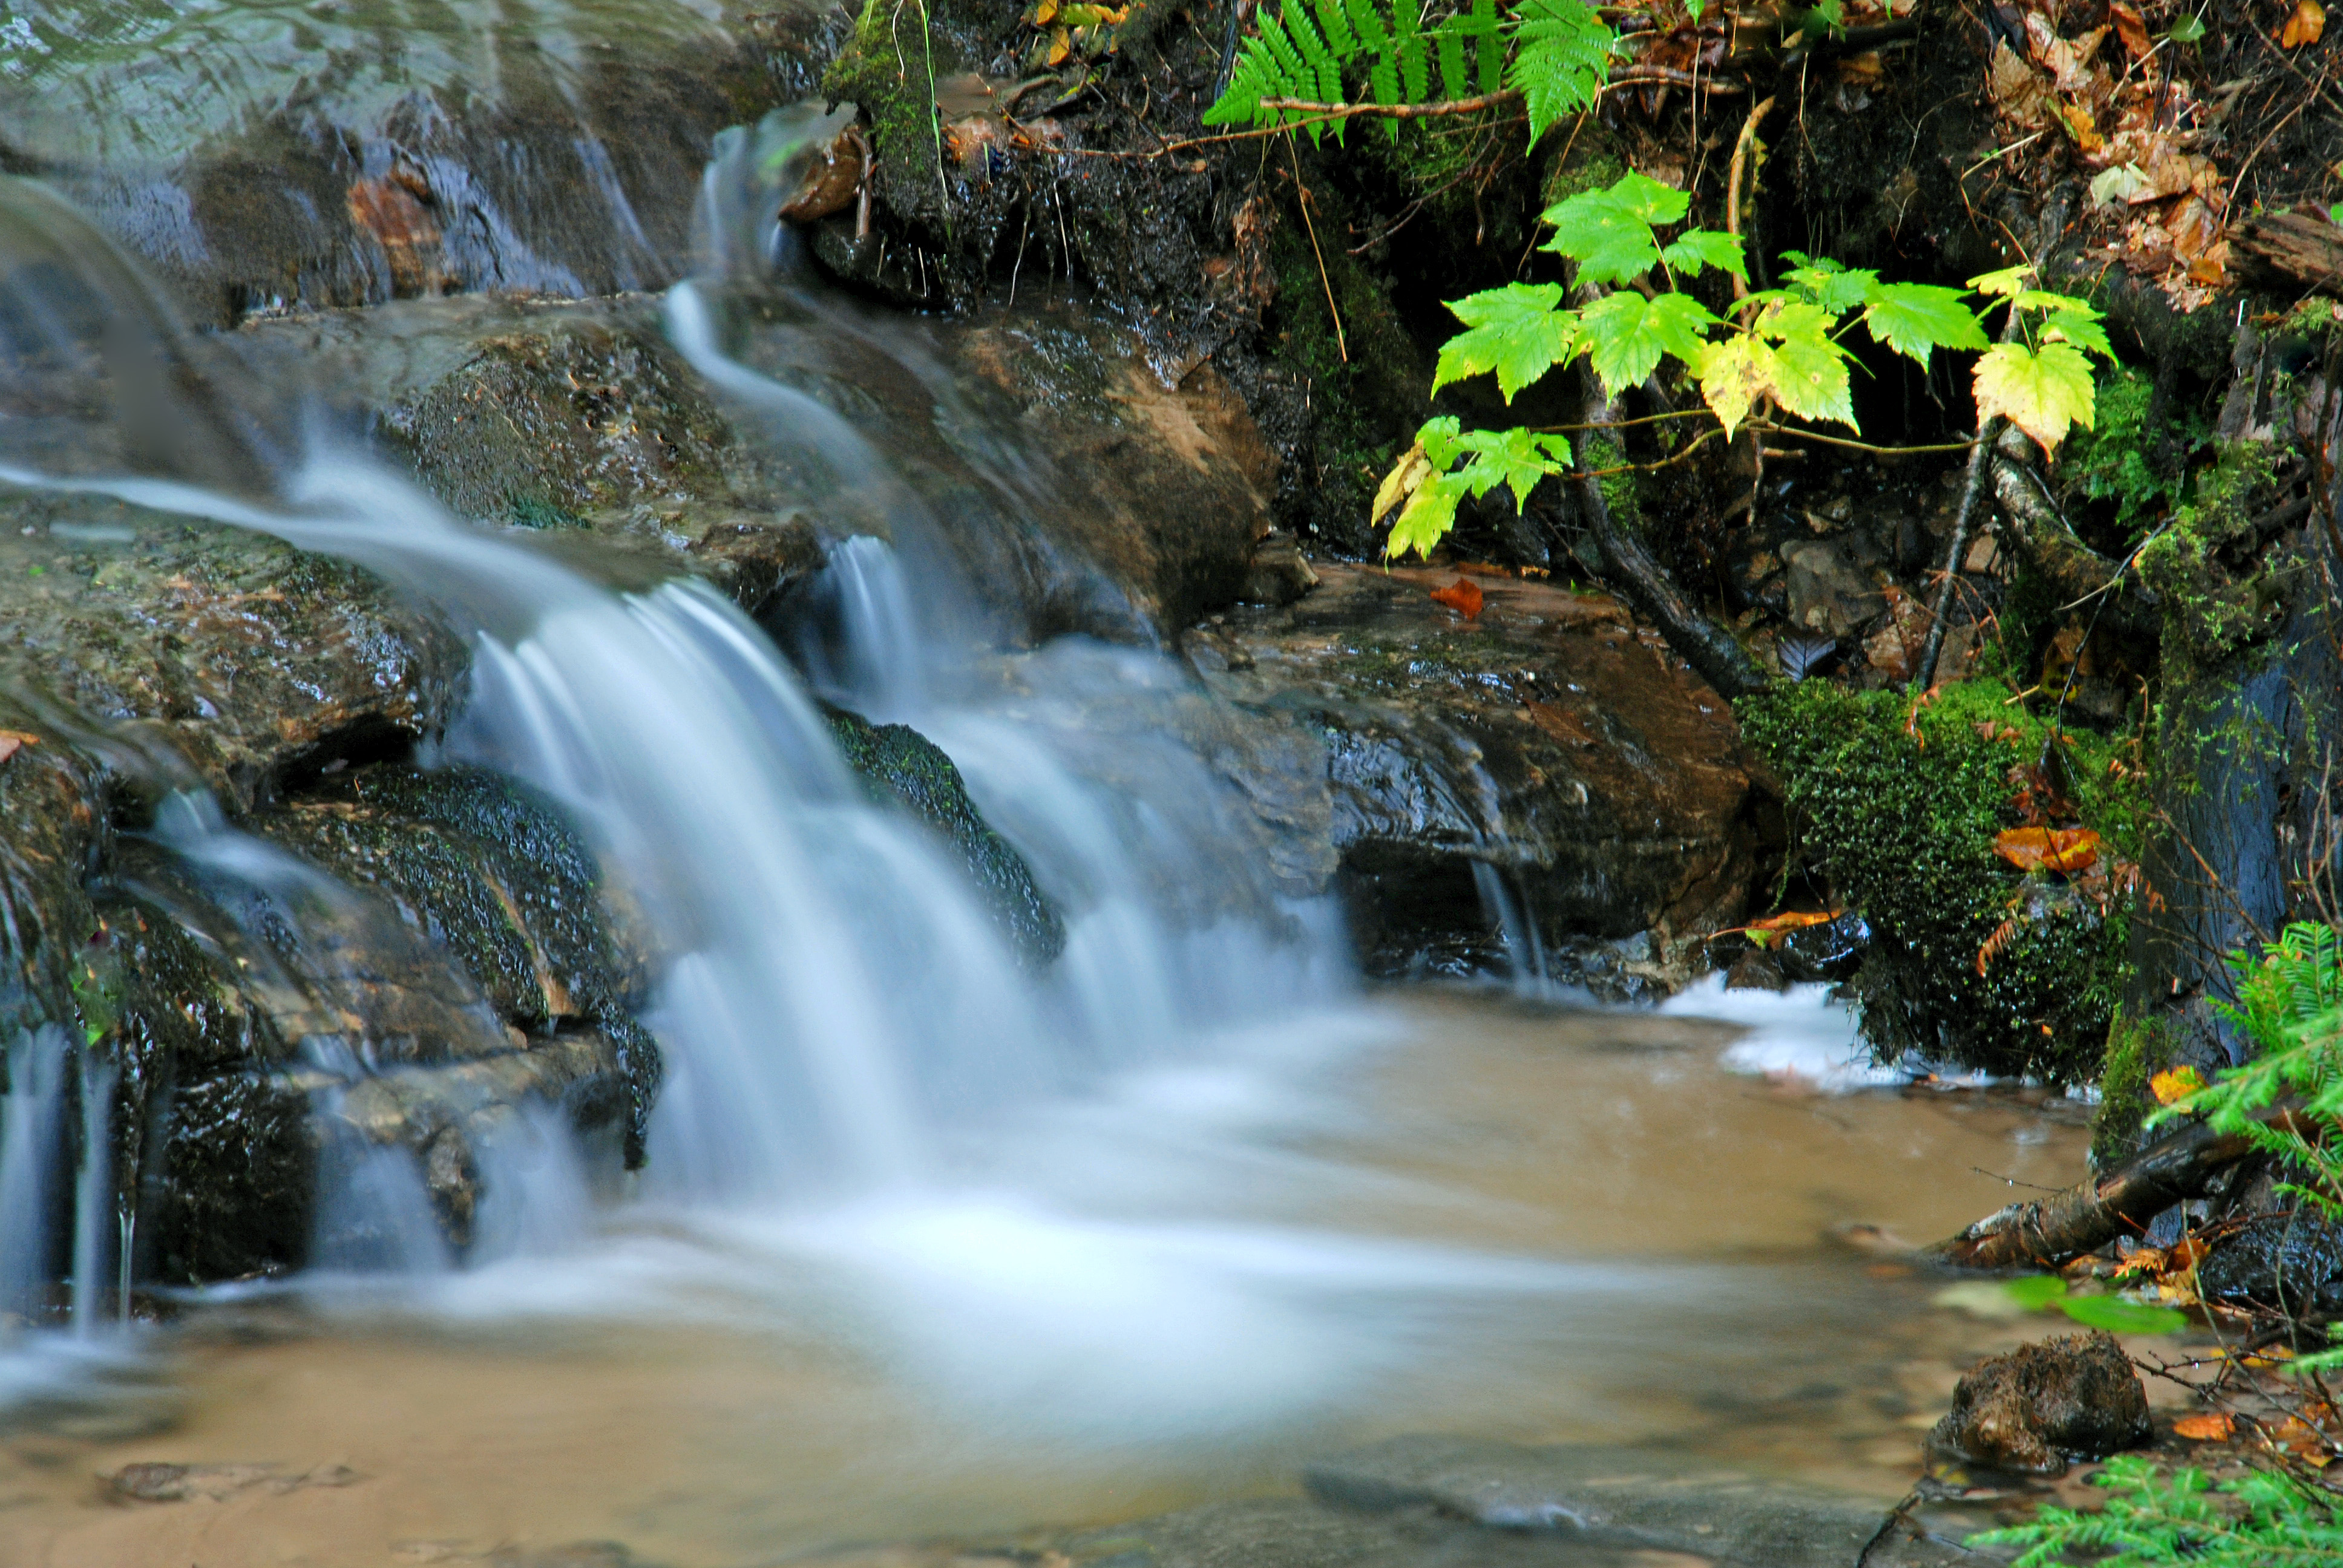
left=0, top=993, right=2096, bottom=1567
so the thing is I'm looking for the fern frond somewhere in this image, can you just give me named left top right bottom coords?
left=1434, top=27, right=1468, bottom=98
left=1393, top=0, right=1429, bottom=100
left=1472, top=0, right=1503, bottom=94
left=1315, top=0, right=1358, bottom=60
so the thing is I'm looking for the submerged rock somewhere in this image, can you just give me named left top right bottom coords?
left=1924, top=1331, right=2152, bottom=1476
left=1193, top=564, right=1781, bottom=981
left=824, top=709, right=1064, bottom=964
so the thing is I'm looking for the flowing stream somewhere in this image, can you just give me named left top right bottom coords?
left=0, top=104, right=2112, bottom=1568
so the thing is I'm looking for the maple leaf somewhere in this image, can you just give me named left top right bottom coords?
left=1541, top=171, right=1687, bottom=284
left=1579, top=290, right=1717, bottom=396
left=1453, top=426, right=1572, bottom=511
left=1658, top=228, right=1748, bottom=281
left=1758, top=301, right=1856, bottom=427
left=1432, top=284, right=1579, bottom=400
left=1975, top=340, right=2097, bottom=454
left=1861, top=281, right=1989, bottom=365
left=1694, top=335, right=1772, bottom=437
left=2283, top=0, right=2325, bottom=45
left=1372, top=440, right=1434, bottom=525
left=1384, top=470, right=1470, bottom=560
left=1967, top=263, right=2036, bottom=298
left=1781, top=253, right=1876, bottom=313
left=2149, top=1065, right=2206, bottom=1105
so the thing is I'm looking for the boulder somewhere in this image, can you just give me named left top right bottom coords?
left=2195, top=1210, right=2343, bottom=1314
left=1925, top=1331, right=2153, bottom=1476
left=1193, top=564, right=1781, bottom=981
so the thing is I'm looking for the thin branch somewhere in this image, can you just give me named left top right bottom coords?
left=1746, top=422, right=1982, bottom=456
left=1286, top=136, right=1348, bottom=364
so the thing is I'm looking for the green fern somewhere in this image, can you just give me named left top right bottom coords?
left=1968, top=1454, right=2343, bottom=1567
left=1204, top=0, right=1612, bottom=145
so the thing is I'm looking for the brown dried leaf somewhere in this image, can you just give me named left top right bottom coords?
left=2174, top=1411, right=2235, bottom=1441
left=0, top=730, right=39, bottom=765
left=2282, top=0, right=2327, bottom=46
left=1990, top=41, right=2051, bottom=128
left=2108, top=0, right=2152, bottom=57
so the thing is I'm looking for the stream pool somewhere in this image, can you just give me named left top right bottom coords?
left=1, top=989, right=2102, bottom=1567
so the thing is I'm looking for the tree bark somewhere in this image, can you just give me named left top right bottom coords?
left=1558, top=364, right=1775, bottom=699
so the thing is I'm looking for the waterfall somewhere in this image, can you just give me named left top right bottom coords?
left=0, top=1030, right=69, bottom=1319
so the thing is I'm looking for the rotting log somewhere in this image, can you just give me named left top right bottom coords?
left=2233, top=211, right=2343, bottom=295
left=1928, top=1107, right=2313, bottom=1269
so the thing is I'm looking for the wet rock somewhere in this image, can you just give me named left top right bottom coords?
left=103, top=1460, right=363, bottom=1503
left=1242, top=532, right=1319, bottom=607
left=1196, top=564, right=1780, bottom=978
left=0, top=488, right=467, bottom=809
left=1771, top=912, right=1872, bottom=984
left=2195, top=1210, right=2343, bottom=1313
left=1724, top=948, right=1790, bottom=992
left=1924, top=1331, right=2152, bottom=1476
left=1300, top=1436, right=1988, bottom=1567
left=824, top=709, right=1064, bottom=963
left=238, top=289, right=1280, bottom=638
left=234, top=295, right=828, bottom=619
left=1779, top=538, right=1887, bottom=639
left=3, top=1, right=832, bottom=321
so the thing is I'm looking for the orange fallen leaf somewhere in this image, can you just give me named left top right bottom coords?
left=1993, top=826, right=2102, bottom=874
left=2150, top=1065, right=2206, bottom=1105
left=0, top=730, right=39, bottom=765
left=1429, top=577, right=1484, bottom=618
left=2174, top=1412, right=2235, bottom=1441
left=2108, top=0, right=2152, bottom=57
left=2284, top=0, right=2326, bottom=45
left=1742, top=909, right=1844, bottom=949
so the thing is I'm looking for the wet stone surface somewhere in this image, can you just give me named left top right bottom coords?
left=1192, top=564, right=1780, bottom=982
left=1924, top=1331, right=2152, bottom=1477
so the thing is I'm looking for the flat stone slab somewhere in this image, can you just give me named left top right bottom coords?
left=1302, top=1437, right=2005, bottom=1567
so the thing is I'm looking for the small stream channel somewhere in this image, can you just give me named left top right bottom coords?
left=1, top=991, right=2099, bottom=1566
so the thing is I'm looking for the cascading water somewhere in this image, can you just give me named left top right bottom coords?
left=0, top=125, right=1646, bottom=1440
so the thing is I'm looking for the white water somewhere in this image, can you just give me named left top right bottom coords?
left=0, top=139, right=1650, bottom=1445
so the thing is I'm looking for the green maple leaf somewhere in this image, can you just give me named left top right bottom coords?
left=1456, top=426, right=1572, bottom=511
left=2039, top=304, right=2114, bottom=361
left=1580, top=290, right=1717, bottom=395
left=1861, top=280, right=1989, bottom=365
left=1659, top=228, right=1748, bottom=281
left=1757, top=301, right=1855, bottom=426
left=1542, top=171, right=1686, bottom=284
left=1507, top=0, right=1614, bottom=147
left=1967, top=264, right=2034, bottom=298
left=1782, top=257, right=1876, bottom=314
left=1385, top=469, right=1470, bottom=559
left=1432, top=283, right=1580, bottom=401
left=1974, top=339, right=2096, bottom=454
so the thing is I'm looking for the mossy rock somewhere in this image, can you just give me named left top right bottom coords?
left=1738, top=679, right=2146, bottom=1080
left=2092, top=1012, right=2177, bottom=1169
left=824, top=708, right=1065, bottom=963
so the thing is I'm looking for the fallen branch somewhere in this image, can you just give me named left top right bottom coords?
left=2233, top=210, right=2343, bottom=296
left=1928, top=1106, right=2313, bottom=1270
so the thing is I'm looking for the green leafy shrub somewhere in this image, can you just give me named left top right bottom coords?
left=1737, top=680, right=2143, bottom=1080
left=1970, top=1454, right=2343, bottom=1566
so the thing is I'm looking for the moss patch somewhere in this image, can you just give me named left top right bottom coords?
left=1738, top=679, right=2146, bottom=1080
left=825, top=708, right=1065, bottom=962
left=2092, top=1011, right=2177, bottom=1168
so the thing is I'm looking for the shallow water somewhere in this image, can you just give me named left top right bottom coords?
left=1, top=990, right=2094, bottom=1567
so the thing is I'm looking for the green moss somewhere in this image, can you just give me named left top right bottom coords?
left=2135, top=438, right=2297, bottom=676
left=2064, top=365, right=2199, bottom=539
left=824, top=709, right=1065, bottom=963
left=1737, top=679, right=2147, bottom=1080
left=822, top=0, right=947, bottom=209
left=2092, top=1012, right=2175, bottom=1168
